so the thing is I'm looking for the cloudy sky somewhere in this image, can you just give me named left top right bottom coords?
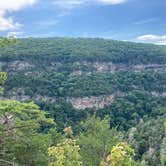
left=0, top=0, right=165, bottom=44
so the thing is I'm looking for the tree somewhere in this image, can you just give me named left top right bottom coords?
left=0, top=36, right=17, bottom=49
left=48, top=127, right=82, bottom=166
left=101, top=142, right=135, bottom=166
left=0, top=72, right=7, bottom=94
left=78, top=115, right=122, bottom=166
left=0, top=100, right=55, bottom=165
left=0, top=36, right=17, bottom=94
left=161, top=122, right=166, bottom=166
left=0, top=37, right=63, bottom=166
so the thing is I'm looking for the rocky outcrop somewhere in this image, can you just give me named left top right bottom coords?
left=67, top=95, right=115, bottom=110
left=91, top=62, right=116, bottom=72
left=1, top=91, right=165, bottom=110
left=1, top=59, right=166, bottom=74
left=70, top=62, right=166, bottom=75
left=151, top=92, right=166, bottom=97
left=0, top=95, right=57, bottom=103
left=10, top=61, right=34, bottom=71
left=0, top=94, right=115, bottom=109
left=1, top=59, right=166, bottom=110
left=2, top=61, right=34, bottom=72
left=0, top=95, right=31, bottom=101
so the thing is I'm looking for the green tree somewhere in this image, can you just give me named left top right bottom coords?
left=101, top=142, right=134, bottom=166
left=161, top=122, right=166, bottom=166
left=0, top=36, right=15, bottom=94
left=0, top=72, right=7, bottom=94
left=78, top=115, right=122, bottom=166
left=0, top=100, right=55, bottom=165
left=48, top=127, right=82, bottom=166
left=0, top=36, right=17, bottom=49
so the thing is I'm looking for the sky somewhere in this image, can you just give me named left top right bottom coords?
left=0, top=0, right=166, bottom=45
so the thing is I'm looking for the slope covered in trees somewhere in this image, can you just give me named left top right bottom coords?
left=0, top=37, right=166, bottom=165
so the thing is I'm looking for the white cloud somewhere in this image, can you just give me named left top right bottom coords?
left=0, top=12, right=22, bottom=31
left=98, top=0, right=126, bottom=5
left=0, top=0, right=37, bottom=31
left=134, top=18, right=157, bottom=25
left=7, top=31, right=24, bottom=38
left=136, top=34, right=166, bottom=45
left=53, top=0, right=84, bottom=8
left=53, top=0, right=127, bottom=9
left=0, top=0, right=37, bottom=11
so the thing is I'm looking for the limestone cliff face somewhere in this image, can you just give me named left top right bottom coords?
left=67, top=95, right=115, bottom=110
left=1, top=59, right=166, bottom=110
left=1, top=91, right=165, bottom=110
left=70, top=62, right=166, bottom=75
left=151, top=92, right=166, bottom=97
left=0, top=95, right=57, bottom=103
left=1, top=60, right=165, bottom=73
left=1, top=94, right=115, bottom=110
left=1, top=61, right=34, bottom=72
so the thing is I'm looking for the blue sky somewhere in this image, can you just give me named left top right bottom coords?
left=0, top=0, right=166, bottom=44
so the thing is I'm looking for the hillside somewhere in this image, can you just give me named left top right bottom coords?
left=0, top=38, right=166, bottom=165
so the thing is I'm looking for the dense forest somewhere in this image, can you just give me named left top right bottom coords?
left=0, top=37, right=166, bottom=166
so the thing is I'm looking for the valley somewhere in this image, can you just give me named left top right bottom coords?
left=0, top=38, right=166, bottom=165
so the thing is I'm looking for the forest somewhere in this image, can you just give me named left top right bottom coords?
left=0, top=37, right=166, bottom=166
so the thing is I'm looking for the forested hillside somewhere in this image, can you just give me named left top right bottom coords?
left=0, top=38, right=166, bottom=165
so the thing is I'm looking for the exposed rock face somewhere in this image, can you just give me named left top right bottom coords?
left=1, top=91, right=165, bottom=110
left=1, top=60, right=166, bottom=74
left=67, top=95, right=115, bottom=110
left=151, top=92, right=166, bottom=97
left=0, top=94, right=115, bottom=109
left=0, top=95, right=57, bottom=103
left=132, top=64, right=166, bottom=72
left=4, top=61, right=34, bottom=72
left=71, top=62, right=166, bottom=75
left=1, top=59, right=166, bottom=110
left=34, top=95, right=57, bottom=103
left=90, top=62, right=116, bottom=72
left=0, top=95, right=31, bottom=101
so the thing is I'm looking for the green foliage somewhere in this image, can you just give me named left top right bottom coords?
left=4, top=71, right=166, bottom=98
left=0, top=36, right=17, bottom=50
left=101, top=91, right=166, bottom=131
left=0, top=36, right=16, bottom=94
left=0, top=72, right=7, bottom=93
left=0, top=100, right=56, bottom=165
left=1, top=38, right=166, bottom=64
left=48, top=139, right=82, bottom=166
left=48, top=127, right=82, bottom=166
left=78, top=116, right=122, bottom=166
left=39, top=101, right=86, bottom=132
left=161, top=122, right=166, bottom=166
left=0, top=37, right=166, bottom=165
left=127, top=116, right=165, bottom=165
left=101, top=142, right=134, bottom=166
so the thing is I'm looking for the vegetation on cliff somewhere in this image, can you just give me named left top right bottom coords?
left=0, top=37, right=166, bottom=165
